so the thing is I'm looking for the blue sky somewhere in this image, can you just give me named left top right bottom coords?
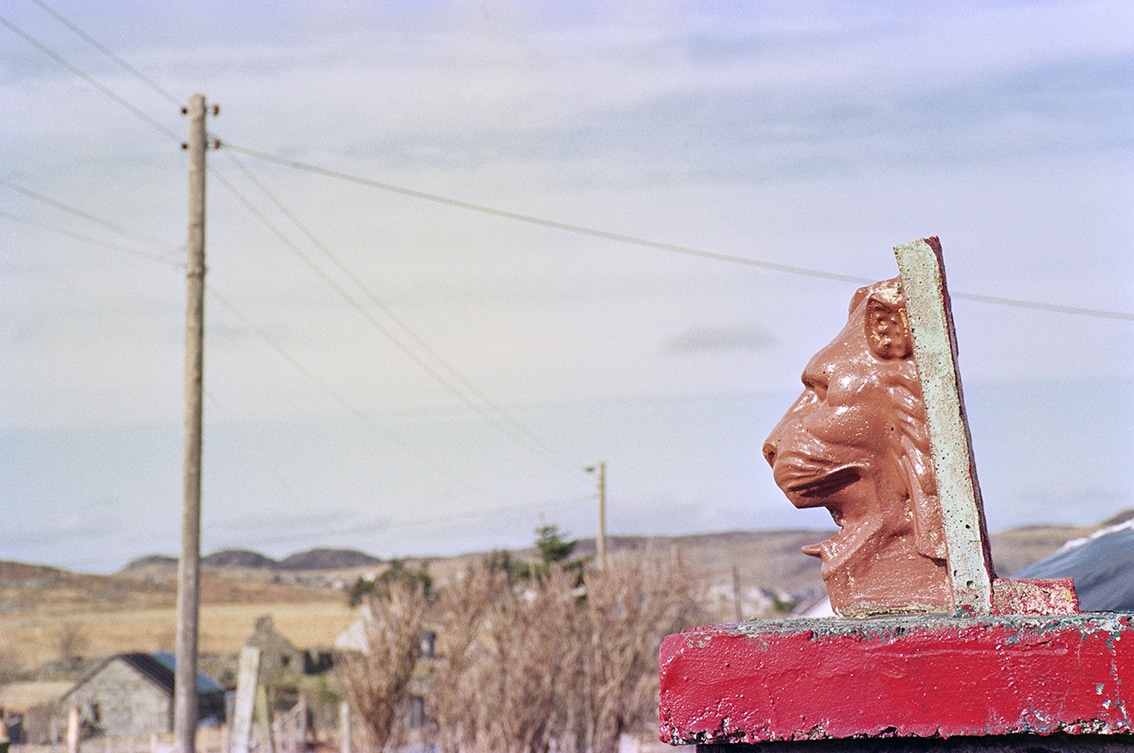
left=1, top=1, right=1132, bottom=573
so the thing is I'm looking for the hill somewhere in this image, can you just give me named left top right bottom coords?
left=201, top=549, right=278, bottom=569
left=278, top=548, right=383, bottom=571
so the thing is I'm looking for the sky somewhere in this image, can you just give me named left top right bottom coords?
left=1, top=1, right=1132, bottom=574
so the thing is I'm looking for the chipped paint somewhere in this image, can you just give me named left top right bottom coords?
left=659, top=615, right=1134, bottom=743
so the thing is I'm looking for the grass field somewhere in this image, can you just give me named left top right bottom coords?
left=0, top=562, right=359, bottom=692
left=0, top=600, right=355, bottom=669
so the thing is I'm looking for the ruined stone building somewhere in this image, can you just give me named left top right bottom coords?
left=55, top=652, right=226, bottom=738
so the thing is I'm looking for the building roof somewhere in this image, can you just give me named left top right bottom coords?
left=61, top=652, right=225, bottom=704
left=124, top=652, right=226, bottom=695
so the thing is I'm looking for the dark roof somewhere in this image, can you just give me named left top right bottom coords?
left=59, top=652, right=225, bottom=710
left=1013, top=522, right=1134, bottom=611
left=62, top=652, right=225, bottom=701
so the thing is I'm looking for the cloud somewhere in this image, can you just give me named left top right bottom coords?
left=664, top=323, right=776, bottom=355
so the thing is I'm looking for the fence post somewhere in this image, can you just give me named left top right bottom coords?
left=66, top=707, right=80, bottom=753
left=338, top=702, right=350, bottom=753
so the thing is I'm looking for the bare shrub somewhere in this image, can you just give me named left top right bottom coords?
left=579, top=551, right=706, bottom=753
left=336, top=580, right=427, bottom=752
left=349, top=545, right=706, bottom=753
left=426, top=559, right=510, bottom=753
left=428, top=561, right=578, bottom=753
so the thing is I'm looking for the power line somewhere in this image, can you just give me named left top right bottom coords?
left=3, top=5, right=1128, bottom=324
left=44, top=493, right=597, bottom=570
left=0, top=12, right=180, bottom=141
left=26, top=0, right=183, bottom=106
left=223, top=152, right=585, bottom=479
left=222, top=494, right=596, bottom=549
left=0, top=177, right=183, bottom=254
left=948, top=291, right=1134, bottom=321
left=209, top=162, right=584, bottom=480
left=0, top=175, right=549, bottom=500
left=223, top=143, right=870, bottom=285
left=0, top=209, right=180, bottom=265
left=206, top=287, right=489, bottom=498
left=223, top=142, right=1134, bottom=323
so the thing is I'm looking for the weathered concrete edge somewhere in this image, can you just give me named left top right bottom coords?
left=894, top=237, right=994, bottom=614
left=697, top=734, right=1134, bottom=753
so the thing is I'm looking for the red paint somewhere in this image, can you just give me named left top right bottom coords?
left=659, top=615, right=1134, bottom=744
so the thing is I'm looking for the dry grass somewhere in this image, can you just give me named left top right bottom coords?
left=0, top=681, right=72, bottom=709
left=0, top=601, right=354, bottom=670
left=0, top=560, right=357, bottom=680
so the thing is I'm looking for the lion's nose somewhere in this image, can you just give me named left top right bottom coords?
left=762, top=439, right=778, bottom=468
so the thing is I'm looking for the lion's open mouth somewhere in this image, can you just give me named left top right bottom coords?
left=784, top=465, right=862, bottom=500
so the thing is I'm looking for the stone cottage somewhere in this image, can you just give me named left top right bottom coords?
left=55, top=652, right=226, bottom=738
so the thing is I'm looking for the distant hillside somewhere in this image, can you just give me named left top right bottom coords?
left=202, top=549, right=278, bottom=569
left=278, top=548, right=383, bottom=571
left=122, top=554, right=177, bottom=570
left=119, top=547, right=385, bottom=575
left=111, top=520, right=1102, bottom=595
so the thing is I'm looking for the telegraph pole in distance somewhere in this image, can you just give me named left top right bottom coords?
left=175, top=92, right=215, bottom=753
left=587, top=462, right=607, bottom=568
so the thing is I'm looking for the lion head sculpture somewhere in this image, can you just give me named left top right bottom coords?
left=762, top=277, right=952, bottom=617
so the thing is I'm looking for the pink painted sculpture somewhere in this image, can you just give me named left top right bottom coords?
left=661, top=240, right=1094, bottom=749
left=762, top=278, right=953, bottom=616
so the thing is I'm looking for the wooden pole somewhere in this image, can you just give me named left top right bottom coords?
left=174, top=92, right=208, bottom=753
left=339, top=701, right=351, bottom=753
left=67, top=707, right=80, bottom=753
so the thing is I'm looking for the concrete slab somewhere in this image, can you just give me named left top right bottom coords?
left=660, top=615, right=1134, bottom=744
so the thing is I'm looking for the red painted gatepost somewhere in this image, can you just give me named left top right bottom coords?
left=659, top=238, right=1134, bottom=752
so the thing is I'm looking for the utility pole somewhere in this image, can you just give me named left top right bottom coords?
left=587, top=462, right=607, bottom=568
left=175, top=92, right=214, bottom=753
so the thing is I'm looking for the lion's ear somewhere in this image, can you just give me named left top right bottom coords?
left=865, top=295, right=912, bottom=359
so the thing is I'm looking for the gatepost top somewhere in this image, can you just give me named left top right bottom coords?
left=762, top=236, right=1074, bottom=617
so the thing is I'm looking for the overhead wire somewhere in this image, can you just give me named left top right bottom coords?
left=222, top=494, right=596, bottom=550
left=6, top=0, right=1129, bottom=325
left=0, top=176, right=183, bottom=256
left=2, top=5, right=588, bottom=485
left=0, top=172, right=497, bottom=505
left=206, top=287, right=490, bottom=498
left=223, top=143, right=1134, bottom=323
left=0, top=11, right=520, bottom=498
left=7, top=2, right=1126, bottom=323
left=222, top=151, right=585, bottom=479
left=0, top=209, right=180, bottom=266
left=209, top=160, right=584, bottom=480
left=25, top=0, right=183, bottom=107
left=0, top=13, right=181, bottom=142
